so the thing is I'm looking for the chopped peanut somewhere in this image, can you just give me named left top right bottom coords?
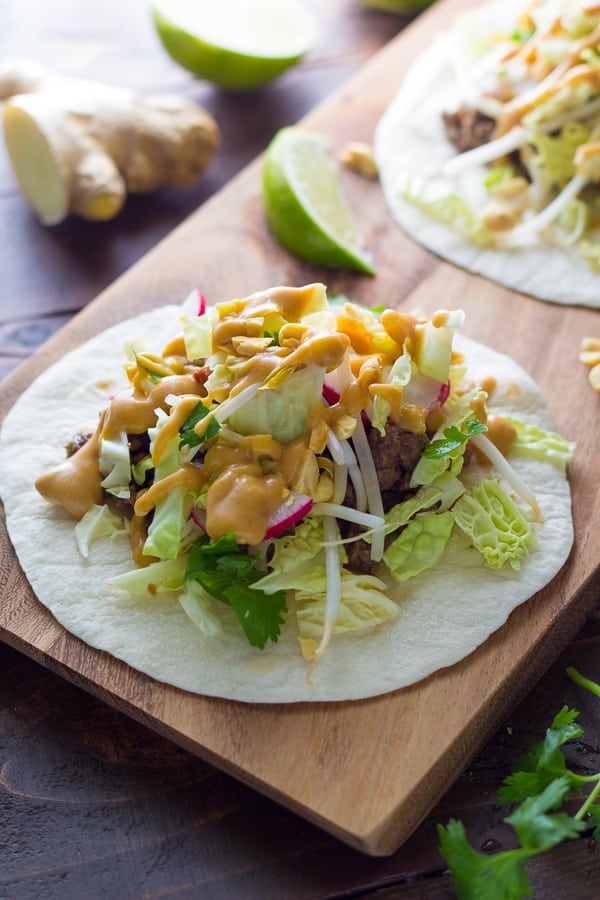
left=580, top=337, right=600, bottom=393
left=581, top=336, right=600, bottom=352
left=579, top=349, right=600, bottom=368
left=489, top=176, right=529, bottom=201
left=338, top=142, right=378, bottom=179
left=482, top=177, right=530, bottom=232
left=589, top=365, right=600, bottom=393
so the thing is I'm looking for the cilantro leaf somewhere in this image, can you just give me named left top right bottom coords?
left=438, top=780, right=586, bottom=900
left=263, top=330, right=280, bottom=346
left=423, top=418, right=487, bottom=459
left=438, top=669, right=600, bottom=899
left=179, top=401, right=220, bottom=449
left=588, top=806, right=600, bottom=842
left=505, top=777, right=586, bottom=851
left=185, top=535, right=287, bottom=648
left=437, top=819, right=534, bottom=900
left=498, top=707, right=584, bottom=803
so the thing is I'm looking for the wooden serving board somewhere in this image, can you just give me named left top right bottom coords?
left=1, top=0, right=599, bottom=856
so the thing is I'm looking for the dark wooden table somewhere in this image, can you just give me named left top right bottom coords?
left=1, top=1, right=599, bottom=896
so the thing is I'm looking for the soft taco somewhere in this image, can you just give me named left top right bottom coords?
left=0, top=283, right=574, bottom=703
left=375, top=0, right=600, bottom=306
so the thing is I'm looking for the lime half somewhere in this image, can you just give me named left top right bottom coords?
left=262, top=127, right=375, bottom=275
left=151, top=0, right=317, bottom=90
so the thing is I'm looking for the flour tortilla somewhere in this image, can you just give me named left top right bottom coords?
left=0, top=306, right=573, bottom=703
left=374, top=0, right=600, bottom=308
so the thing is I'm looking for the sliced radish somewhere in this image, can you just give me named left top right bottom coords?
left=191, top=507, right=207, bottom=531
left=195, top=291, right=207, bottom=316
left=264, top=493, right=313, bottom=540
left=437, top=381, right=450, bottom=405
left=181, top=288, right=207, bottom=317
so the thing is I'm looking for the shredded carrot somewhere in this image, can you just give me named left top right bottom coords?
left=336, top=314, right=372, bottom=354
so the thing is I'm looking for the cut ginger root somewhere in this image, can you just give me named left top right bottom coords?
left=0, top=58, right=220, bottom=225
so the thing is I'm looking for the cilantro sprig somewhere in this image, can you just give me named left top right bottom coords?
left=438, top=668, right=600, bottom=899
left=184, top=534, right=287, bottom=649
left=179, top=400, right=221, bottom=449
left=423, top=418, right=488, bottom=460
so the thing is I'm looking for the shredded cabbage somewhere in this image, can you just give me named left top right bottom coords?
left=577, top=237, right=600, bottom=268
left=505, top=417, right=576, bottom=466
left=143, top=408, right=192, bottom=561
left=131, top=455, right=153, bottom=486
left=412, top=310, right=465, bottom=383
left=383, top=510, right=455, bottom=582
left=371, top=349, right=412, bottom=435
left=179, top=581, right=223, bottom=636
left=295, top=570, right=398, bottom=641
left=109, top=556, right=188, bottom=595
left=181, top=306, right=218, bottom=360
left=453, top=477, right=536, bottom=570
left=528, top=121, right=591, bottom=187
left=228, top=364, right=324, bottom=443
left=99, top=430, right=131, bottom=499
left=254, top=518, right=328, bottom=594
left=384, top=473, right=465, bottom=536
left=74, top=504, right=128, bottom=558
left=410, top=388, right=484, bottom=488
left=398, top=175, right=493, bottom=246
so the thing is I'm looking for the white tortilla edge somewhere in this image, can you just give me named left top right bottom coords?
left=374, top=0, right=600, bottom=308
left=0, top=305, right=574, bottom=703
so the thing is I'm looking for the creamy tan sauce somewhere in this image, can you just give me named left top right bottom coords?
left=104, top=374, right=205, bottom=437
left=129, top=514, right=157, bottom=567
left=379, top=309, right=419, bottom=348
left=485, top=415, right=518, bottom=457
left=37, top=291, right=464, bottom=551
left=151, top=394, right=204, bottom=466
left=206, top=468, right=286, bottom=544
left=134, top=465, right=206, bottom=517
left=35, top=422, right=104, bottom=520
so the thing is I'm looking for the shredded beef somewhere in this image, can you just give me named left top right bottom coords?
left=442, top=105, right=496, bottom=153
left=65, top=431, right=92, bottom=457
left=341, top=423, right=429, bottom=575
left=103, top=490, right=135, bottom=519
left=342, top=524, right=378, bottom=576
left=367, top=424, right=428, bottom=506
left=128, top=432, right=150, bottom=465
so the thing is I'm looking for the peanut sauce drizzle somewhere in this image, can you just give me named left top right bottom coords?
left=34, top=286, right=513, bottom=558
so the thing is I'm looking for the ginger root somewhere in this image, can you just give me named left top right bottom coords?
left=0, top=58, right=220, bottom=225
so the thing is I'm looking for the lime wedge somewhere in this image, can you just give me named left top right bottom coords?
left=151, top=0, right=317, bottom=90
left=262, top=127, right=375, bottom=275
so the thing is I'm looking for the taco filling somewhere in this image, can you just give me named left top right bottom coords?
left=375, top=0, right=600, bottom=306
left=0, top=284, right=574, bottom=702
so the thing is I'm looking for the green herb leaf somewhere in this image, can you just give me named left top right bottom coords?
left=185, top=535, right=287, bottom=648
left=263, top=330, right=280, bottom=346
left=179, top=401, right=220, bottom=449
left=422, top=418, right=487, bottom=459
left=437, top=819, right=534, bottom=900
left=505, top=777, right=586, bottom=852
left=438, top=669, right=600, bottom=898
left=498, top=707, right=584, bottom=803
left=483, top=164, right=515, bottom=190
left=438, top=780, right=586, bottom=900
left=588, top=806, right=600, bottom=842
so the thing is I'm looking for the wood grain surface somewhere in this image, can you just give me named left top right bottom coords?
left=1, top=0, right=599, bottom=889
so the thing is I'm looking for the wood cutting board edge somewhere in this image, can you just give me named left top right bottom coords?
left=0, top=0, right=598, bottom=858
